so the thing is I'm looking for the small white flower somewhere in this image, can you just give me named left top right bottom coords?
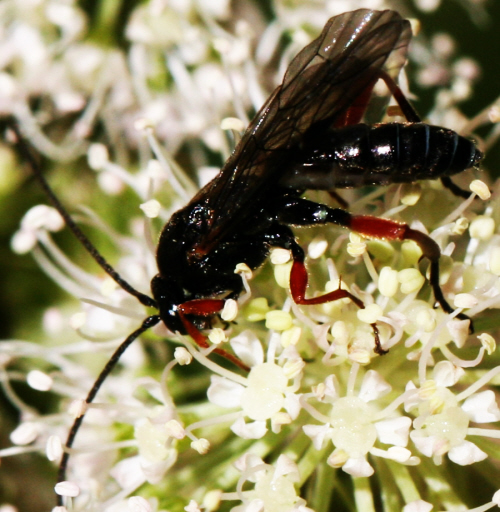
left=403, top=500, right=433, bottom=512
left=304, top=370, right=412, bottom=476
left=230, top=330, right=264, bottom=368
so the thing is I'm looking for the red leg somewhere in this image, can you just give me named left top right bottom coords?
left=274, top=198, right=472, bottom=330
left=334, top=72, right=419, bottom=128
left=334, top=82, right=376, bottom=127
left=349, top=215, right=440, bottom=260
left=178, top=299, right=250, bottom=371
left=378, top=70, right=421, bottom=123
left=289, top=248, right=385, bottom=355
left=290, top=261, right=364, bottom=308
left=348, top=215, right=471, bottom=326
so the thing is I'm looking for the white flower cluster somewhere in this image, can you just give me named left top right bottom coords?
left=1, top=1, right=500, bottom=512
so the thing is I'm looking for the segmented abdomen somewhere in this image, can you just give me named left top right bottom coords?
left=282, top=123, right=481, bottom=190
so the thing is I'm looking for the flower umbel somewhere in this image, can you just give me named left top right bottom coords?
left=2, top=2, right=500, bottom=512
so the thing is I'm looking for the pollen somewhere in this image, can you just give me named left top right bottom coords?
left=221, top=299, right=238, bottom=321
left=140, top=199, right=162, bottom=218
left=357, top=304, right=383, bottom=324
left=378, top=267, right=399, bottom=297
left=265, top=310, right=293, bottom=331
left=398, top=268, right=425, bottom=294
left=274, top=261, right=293, bottom=288
left=470, top=180, right=490, bottom=200
left=469, top=215, right=495, bottom=241
left=270, top=247, right=291, bottom=264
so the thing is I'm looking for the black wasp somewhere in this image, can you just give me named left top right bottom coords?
left=11, top=8, right=481, bottom=504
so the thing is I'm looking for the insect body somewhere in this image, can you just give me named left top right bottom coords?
left=151, top=8, right=479, bottom=352
left=11, top=8, right=481, bottom=505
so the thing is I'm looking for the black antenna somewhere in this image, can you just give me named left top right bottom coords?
left=9, top=123, right=158, bottom=309
left=56, top=315, right=160, bottom=505
left=7, top=122, right=162, bottom=505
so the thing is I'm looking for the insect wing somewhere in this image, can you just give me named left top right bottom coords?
left=192, top=9, right=411, bottom=257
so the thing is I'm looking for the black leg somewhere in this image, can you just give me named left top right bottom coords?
left=379, top=73, right=474, bottom=199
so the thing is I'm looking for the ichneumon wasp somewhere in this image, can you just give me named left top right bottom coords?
left=9, top=8, right=482, bottom=507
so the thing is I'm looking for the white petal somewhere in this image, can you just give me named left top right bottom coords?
left=303, top=424, right=332, bottom=450
left=448, top=440, right=487, bottom=465
left=284, top=392, right=301, bottom=420
left=323, top=374, right=340, bottom=399
left=110, top=456, right=147, bottom=489
left=410, top=431, right=436, bottom=458
left=233, top=453, right=266, bottom=480
left=165, top=419, right=186, bottom=439
left=462, top=390, right=500, bottom=423
left=375, top=416, right=411, bottom=447
left=245, top=499, right=265, bottom=512
left=342, top=456, right=374, bottom=477
left=230, top=417, right=267, bottom=439
left=432, top=361, right=464, bottom=387
left=140, top=199, right=161, bottom=218
left=386, top=446, right=412, bottom=462
left=404, top=381, right=420, bottom=412
left=297, top=505, right=316, bottom=512
left=184, top=500, right=202, bottom=512
left=447, top=319, right=470, bottom=348
left=141, top=458, right=173, bottom=484
left=273, top=454, right=299, bottom=483
left=135, top=418, right=169, bottom=463
left=128, top=496, right=152, bottom=512
left=230, top=330, right=264, bottom=367
left=358, top=370, right=391, bottom=402
left=207, top=375, right=244, bottom=408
